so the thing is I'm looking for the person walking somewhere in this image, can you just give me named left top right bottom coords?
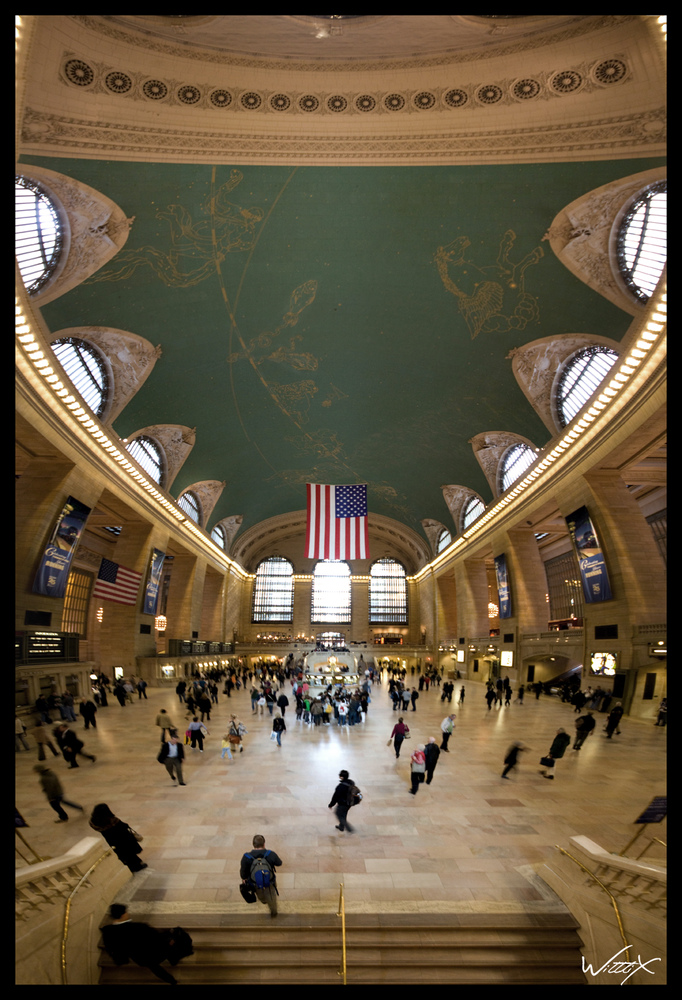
left=539, top=729, right=571, bottom=780
left=440, top=714, right=456, bottom=752
left=89, top=803, right=147, bottom=872
left=654, top=698, right=667, bottom=727
left=155, top=709, right=176, bottom=742
left=328, top=770, right=356, bottom=834
left=389, top=717, right=410, bottom=759
left=573, top=711, right=596, bottom=750
left=15, top=716, right=30, bottom=752
left=30, top=719, right=60, bottom=760
left=220, top=731, right=234, bottom=762
left=409, top=745, right=426, bottom=794
left=424, top=736, right=441, bottom=784
left=272, top=712, right=286, bottom=746
left=79, top=697, right=98, bottom=730
left=501, top=741, right=525, bottom=779
left=410, top=688, right=419, bottom=712
left=240, top=834, right=283, bottom=917
left=458, top=686, right=465, bottom=706
left=188, top=717, right=209, bottom=752
left=605, top=702, right=624, bottom=739
left=158, top=732, right=186, bottom=784
left=228, top=714, right=247, bottom=753
left=34, top=764, right=84, bottom=822
left=54, top=723, right=96, bottom=767
left=101, top=904, right=179, bottom=985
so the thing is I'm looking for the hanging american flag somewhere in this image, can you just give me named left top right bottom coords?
left=92, top=558, right=143, bottom=606
left=306, top=483, right=369, bottom=560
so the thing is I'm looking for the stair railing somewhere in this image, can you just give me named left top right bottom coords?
left=336, top=882, right=347, bottom=985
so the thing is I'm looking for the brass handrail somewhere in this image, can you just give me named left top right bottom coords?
left=336, top=882, right=347, bottom=985
left=555, top=845, right=630, bottom=962
left=60, top=850, right=112, bottom=985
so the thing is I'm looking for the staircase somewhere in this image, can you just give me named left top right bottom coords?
left=98, top=911, right=588, bottom=985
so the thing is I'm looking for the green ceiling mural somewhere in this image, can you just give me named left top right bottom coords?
left=30, top=156, right=664, bottom=539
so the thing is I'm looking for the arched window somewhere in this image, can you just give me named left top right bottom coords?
left=126, top=435, right=164, bottom=485
left=462, top=496, right=485, bottom=530
left=15, top=175, right=65, bottom=295
left=436, top=528, right=451, bottom=554
left=252, top=557, right=294, bottom=623
left=616, top=181, right=666, bottom=303
left=211, top=524, right=227, bottom=549
left=51, top=337, right=110, bottom=418
left=499, top=443, right=538, bottom=493
left=178, top=490, right=201, bottom=524
left=311, top=561, right=351, bottom=624
left=555, top=346, right=619, bottom=428
left=369, top=559, right=407, bottom=624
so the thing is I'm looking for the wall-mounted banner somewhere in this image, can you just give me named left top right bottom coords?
left=32, top=496, right=91, bottom=598
left=494, top=553, right=512, bottom=619
left=143, top=548, right=166, bottom=615
left=566, top=505, right=613, bottom=603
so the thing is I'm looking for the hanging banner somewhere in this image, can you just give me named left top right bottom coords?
left=494, top=553, right=512, bottom=619
left=565, top=505, right=613, bottom=603
left=32, top=496, right=91, bottom=598
left=143, top=547, right=166, bottom=615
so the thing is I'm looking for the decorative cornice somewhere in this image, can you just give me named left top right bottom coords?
left=21, top=107, right=666, bottom=165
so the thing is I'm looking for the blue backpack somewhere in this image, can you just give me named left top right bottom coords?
left=246, top=851, right=274, bottom=889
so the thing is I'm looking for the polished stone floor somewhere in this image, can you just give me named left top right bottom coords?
left=16, top=675, right=666, bottom=916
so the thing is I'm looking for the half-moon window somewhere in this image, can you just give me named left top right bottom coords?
left=616, top=181, right=666, bottom=303
left=15, top=175, right=64, bottom=295
left=51, top=338, right=110, bottom=418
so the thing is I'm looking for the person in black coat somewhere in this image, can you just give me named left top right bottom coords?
left=54, top=724, right=96, bottom=767
left=101, top=904, right=178, bottom=984
left=89, top=803, right=147, bottom=872
left=573, top=711, right=596, bottom=750
left=424, top=737, right=441, bottom=784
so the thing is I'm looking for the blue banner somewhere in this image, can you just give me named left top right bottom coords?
left=32, top=496, right=91, bottom=598
left=495, top=553, right=512, bottom=619
left=143, top=547, right=166, bottom=615
left=566, top=505, right=613, bottom=603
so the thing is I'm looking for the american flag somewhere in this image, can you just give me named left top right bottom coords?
left=306, top=484, right=369, bottom=560
left=92, top=558, right=143, bottom=606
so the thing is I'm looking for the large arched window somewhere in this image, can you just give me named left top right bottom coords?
left=616, top=181, right=666, bottom=303
left=499, top=443, right=538, bottom=493
left=311, top=561, right=351, bottom=624
left=178, top=490, right=201, bottom=524
left=51, top=337, right=110, bottom=418
left=369, top=559, right=408, bottom=624
left=462, top=495, right=485, bottom=531
left=555, top=346, right=619, bottom=428
left=15, top=175, right=65, bottom=296
left=126, top=435, right=164, bottom=486
left=252, top=557, right=294, bottom=623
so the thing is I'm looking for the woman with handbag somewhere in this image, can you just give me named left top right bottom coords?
left=389, top=717, right=410, bottom=759
left=409, top=744, right=426, bottom=795
left=89, top=803, right=147, bottom=872
left=539, top=729, right=570, bottom=780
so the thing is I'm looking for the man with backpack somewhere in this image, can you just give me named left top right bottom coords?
left=240, top=834, right=283, bottom=917
left=328, top=769, right=360, bottom=834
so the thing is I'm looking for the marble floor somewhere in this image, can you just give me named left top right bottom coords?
left=16, top=676, right=666, bottom=917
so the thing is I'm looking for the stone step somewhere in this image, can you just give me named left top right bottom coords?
left=98, top=912, right=588, bottom=985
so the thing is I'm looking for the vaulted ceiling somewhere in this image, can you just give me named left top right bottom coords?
left=17, top=16, right=666, bottom=552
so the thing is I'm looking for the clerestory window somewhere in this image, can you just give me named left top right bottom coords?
left=51, top=338, right=110, bottom=418
left=499, top=443, right=538, bottom=493
left=178, top=491, right=201, bottom=524
left=311, top=560, right=351, bottom=624
left=369, top=559, right=407, bottom=624
left=556, top=347, right=619, bottom=428
left=126, top=435, right=164, bottom=486
left=252, top=557, right=294, bottom=623
left=15, top=175, right=65, bottom=296
left=616, top=181, right=666, bottom=303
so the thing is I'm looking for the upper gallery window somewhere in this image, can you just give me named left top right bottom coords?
left=126, top=435, right=164, bottom=486
left=178, top=491, right=201, bottom=524
left=252, top=557, right=295, bottom=623
left=369, top=558, right=408, bottom=624
left=616, top=181, right=666, bottom=303
left=555, top=347, right=619, bottom=428
left=15, top=175, right=64, bottom=295
left=311, top=560, right=351, bottom=624
left=211, top=524, right=227, bottom=549
left=462, top=496, right=485, bottom=531
left=499, top=443, right=538, bottom=493
left=51, top=338, right=110, bottom=418
left=436, top=529, right=451, bottom=553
